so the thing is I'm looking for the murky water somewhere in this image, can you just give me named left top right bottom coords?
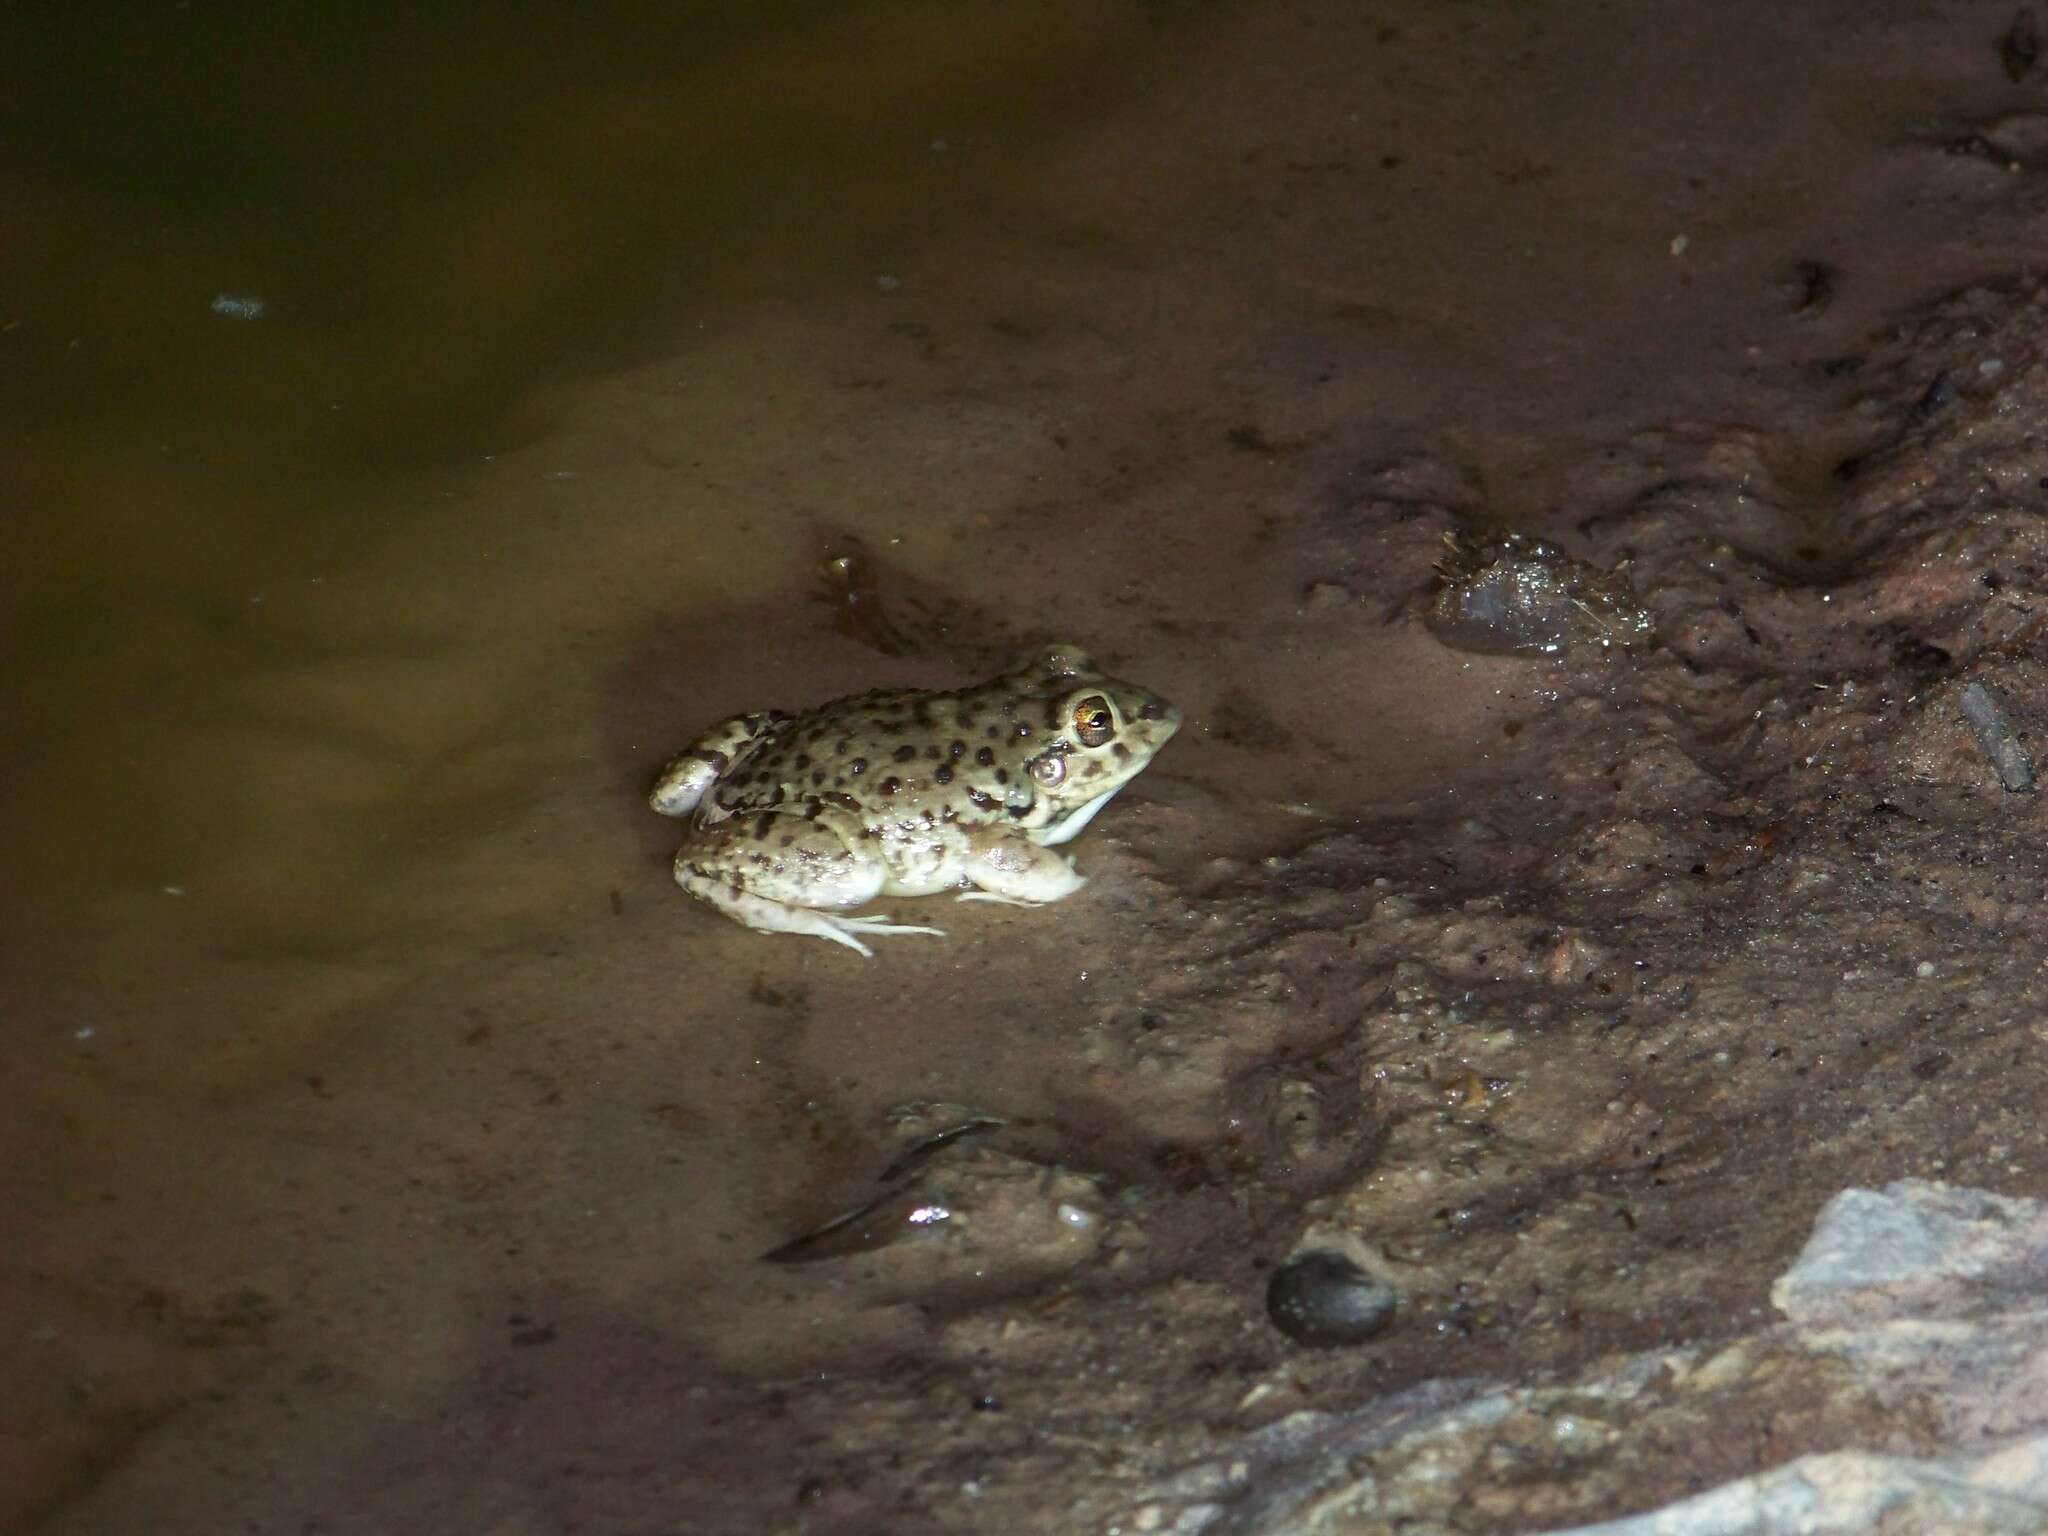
left=7, top=0, right=2042, bottom=1526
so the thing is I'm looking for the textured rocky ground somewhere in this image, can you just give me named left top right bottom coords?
left=631, top=280, right=2048, bottom=1535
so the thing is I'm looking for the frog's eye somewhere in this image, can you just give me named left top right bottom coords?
left=1072, top=694, right=1115, bottom=748
left=1029, top=751, right=1068, bottom=788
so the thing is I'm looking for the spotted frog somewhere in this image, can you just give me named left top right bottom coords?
left=649, top=645, right=1181, bottom=956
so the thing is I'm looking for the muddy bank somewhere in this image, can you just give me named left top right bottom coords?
left=511, top=278, right=2048, bottom=1534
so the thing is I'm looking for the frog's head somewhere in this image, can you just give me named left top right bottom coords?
left=1005, top=645, right=1180, bottom=846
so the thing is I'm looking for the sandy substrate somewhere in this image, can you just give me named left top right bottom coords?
left=13, top=1, right=2048, bottom=1532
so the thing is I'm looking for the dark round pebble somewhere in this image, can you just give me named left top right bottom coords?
left=1265, top=1250, right=1398, bottom=1347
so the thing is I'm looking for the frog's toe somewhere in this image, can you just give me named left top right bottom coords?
left=809, top=919, right=880, bottom=958
left=832, top=914, right=948, bottom=946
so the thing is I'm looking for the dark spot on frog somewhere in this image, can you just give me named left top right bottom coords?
left=1137, top=700, right=1170, bottom=721
left=879, top=776, right=901, bottom=795
left=753, top=814, right=774, bottom=840
left=923, top=744, right=941, bottom=760
left=836, top=738, right=851, bottom=754
left=985, top=724, right=1001, bottom=739
left=1005, top=800, right=1030, bottom=818
left=793, top=754, right=810, bottom=769
left=893, top=745, right=917, bottom=763
left=1014, top=723, right=1033, bottom=739
left=975, top=746, right=995, bottom=766
left=811, top=770, right=825, bottom=786
left=949, top=740, right=966, bottom=758
left=1111, top=742, right=1130, bottom=760
left=935, top=765, right=954, bottom=784
left=822, top=792, right=861, bottom=814
left=847, top=757, right=867, bottom=775
left=967, top=788, right=997, bottom=810
left=778, top=834, right=794, bottom=847
left=994, top=767, right=1010, bottom=784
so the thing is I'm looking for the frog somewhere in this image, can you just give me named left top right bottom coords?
left=648, top=644, right=1181, bottom=956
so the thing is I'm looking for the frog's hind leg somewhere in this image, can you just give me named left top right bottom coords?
left=673, top=815, right=944, bottom=958
left=677, top=873, right=945, bottom=957
left=649, top=711, right=792, bottom=816
left=953, top=827, right=1088, bottom=907
left=807, top=911, right=950, bottom=958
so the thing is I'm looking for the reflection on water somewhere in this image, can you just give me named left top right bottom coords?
left=6, top=0, right=2038, bottom=1526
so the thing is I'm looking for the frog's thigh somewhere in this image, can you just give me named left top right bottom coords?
left=649, top=712, right=788, bottom=816
left=956, top=826, right=1087, bottom=906
left=676, top=813, right=886, bottom=912
left=675, top=815, right=943, bottom=957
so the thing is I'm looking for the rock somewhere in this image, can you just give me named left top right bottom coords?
left=1546, top=1437, right=2048, bottom=1536
left=1770, top=1178, right=2048, bottom=1327
left=1138, top=1182, right=2048, bottom=1532
left=1265, top=1250, right=1398, bottom=1347
left=1959, top=681, right=2037, bottom=792
left=1426, top=530, right=1655, bottom=659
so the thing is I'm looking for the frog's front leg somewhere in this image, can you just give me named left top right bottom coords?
left=954, top=825, right=1088, bottom=907
left=675, top=812, right=945, bottom=958
left=648, top=711, right=792, bottom=817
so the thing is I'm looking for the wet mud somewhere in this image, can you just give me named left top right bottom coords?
left=15, top=1, right=2048, bottom=1532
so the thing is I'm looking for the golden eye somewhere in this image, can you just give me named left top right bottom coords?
left=1072, top=694, right=1114, bottom=748
left=1029, top=752, right=1068, bottom=787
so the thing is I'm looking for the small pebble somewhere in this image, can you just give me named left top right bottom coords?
left=1959, top=681, right=2035, bottom=793
left=1265, top=1250, right=1397, bottom=1347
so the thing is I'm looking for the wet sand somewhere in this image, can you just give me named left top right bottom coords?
left=10, top=0, right=2048, bottom=1529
